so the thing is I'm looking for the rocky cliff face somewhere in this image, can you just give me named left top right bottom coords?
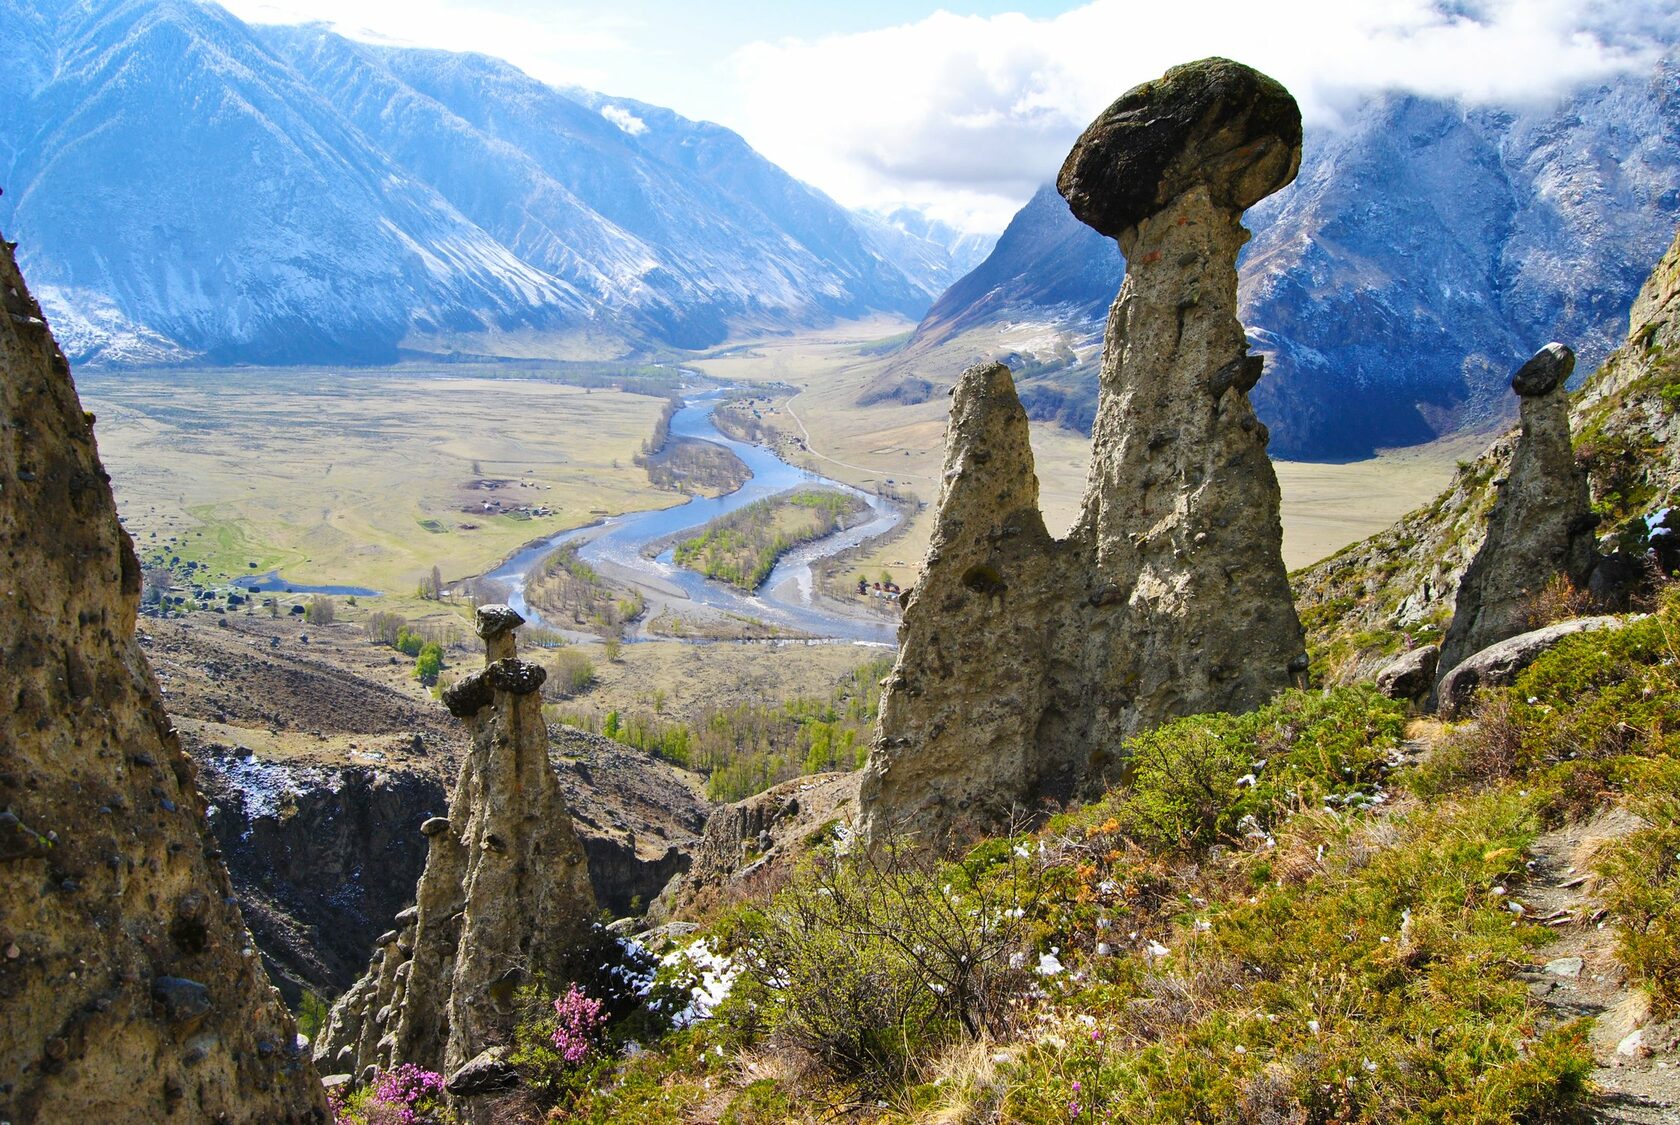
left=198, top=759, right=446, bottom=1005
left=1297, top=223, right=1680, bottom=679
left=860, top=60, right=1308, bottom=846
left=0, top=238, right=327, bottom=1118
left=318, top=608, right=597, bottom=1092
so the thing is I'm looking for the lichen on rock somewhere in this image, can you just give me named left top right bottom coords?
left=859, top=58, right=1309, bottom=847
left=0, top=237, right=328, bottom=1121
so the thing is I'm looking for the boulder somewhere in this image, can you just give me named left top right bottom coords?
left=1374, top=645, right=1439, bottom=706
left=446, top=1047, right=520, bottom=1097
left=1437, top=616, right=1626, bottom=718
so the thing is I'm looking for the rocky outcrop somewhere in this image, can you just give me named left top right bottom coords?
left=1435, top=344, right=1597, bottom=681
left=1437, top=616, right=1627, bottom=718
left=0, top=239, right=327, bottom=1119
left=654, top=772, right=862, bottom=922
left=317, top=606, right=596, bottom=1094
left=198, top=759, right=446, bottom=1004
left=1374, top=645, right=1440, bottom=709
left=859, top=59, right=1308, bottom=846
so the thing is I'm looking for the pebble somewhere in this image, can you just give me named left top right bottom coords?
left=1543, top=956, right=1584, bottom=978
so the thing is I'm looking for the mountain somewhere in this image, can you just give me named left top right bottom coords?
left=0, top=0, right=927, bottom=365
left=881, top=59, right=1680, bottom=460
left=849, top=207, right=997, bottom=300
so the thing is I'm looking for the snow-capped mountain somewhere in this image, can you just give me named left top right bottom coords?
left=849, top=207, right=997, bottom=301
left=0, top=0, right=928, bottom=364
left=883, top=58, right=1680, bottom=460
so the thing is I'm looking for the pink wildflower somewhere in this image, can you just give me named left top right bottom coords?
left=551, top=984, right=607, bottom=1065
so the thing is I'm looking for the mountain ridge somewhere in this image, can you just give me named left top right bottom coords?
left=872, top=58, right=1680, bottom=460
left=0, top=0, right=951, bottom=364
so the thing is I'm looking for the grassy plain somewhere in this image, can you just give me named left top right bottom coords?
left=81, top=366, right=682, bottom=607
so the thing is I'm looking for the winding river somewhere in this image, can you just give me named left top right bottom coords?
left=485, top=390, right=901, bottom=644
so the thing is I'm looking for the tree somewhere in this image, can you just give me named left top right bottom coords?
left=603, top=710, right=621, bottom=740
left=303, top=595, right=336, bottom=625
left=415, top=642, right=443, bottom=685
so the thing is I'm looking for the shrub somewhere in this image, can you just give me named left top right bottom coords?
left=329, top=1063, right=453, bottom=1124
left=304, top=595, right=336, bottom=625
left=550, top=984, right=607, bottom=1064
left=738, top=838, right=1041, bottom=1088
left=1097, top=688, right=1405, bottom=853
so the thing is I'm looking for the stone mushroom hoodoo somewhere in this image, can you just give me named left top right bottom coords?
left=0, top=238, right=328, bottom=1120
left=1435, top=343, right=1597, bottom=684
left=859, top=58, right=1309, bottom=846
left=317, top=605, right=596, bottom=1104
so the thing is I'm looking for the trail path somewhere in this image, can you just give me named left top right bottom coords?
left=1518, top=807, right=1679, bottom=1122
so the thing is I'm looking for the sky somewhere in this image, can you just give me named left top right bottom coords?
left=220, top=0, right=1680, bottom=232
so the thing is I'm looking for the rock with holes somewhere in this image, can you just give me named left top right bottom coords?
left=859, top=58, right=1308, bottom=847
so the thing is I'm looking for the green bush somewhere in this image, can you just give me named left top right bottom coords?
left=415, top=642, right=443, bottom=685
left=1097, top=687, right=1405, bottom=853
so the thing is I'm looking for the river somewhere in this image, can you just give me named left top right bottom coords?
left=484, top=389, right=901, bottom=644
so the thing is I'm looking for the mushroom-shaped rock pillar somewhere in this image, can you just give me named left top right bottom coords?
left=859, top=60, right=1311, bottom=851
left=1436, top=342, right=1596, bottom=689
left=1064, top=57, right=1309, bottom=739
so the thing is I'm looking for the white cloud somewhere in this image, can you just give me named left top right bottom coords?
left=219, top=0, right=635, bottom=91
left=600, top=104, right=649, bottom=135
left=730, top=0, right=1678, bottom=232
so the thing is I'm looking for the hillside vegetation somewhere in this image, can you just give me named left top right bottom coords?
left=1295, top=228, right=1680, bottom=683
left=433, top=591, right=1680, bottom=1120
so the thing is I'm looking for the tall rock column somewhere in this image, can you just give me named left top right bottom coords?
left=861, top=363, right=1059, bottom=840
left=1436, top=344, right=1597, bottom=679
left=860, top=59, right=1308, bottom=848
left=318, top=605, right=596, bottom=1090
left=0, top=239, right=328, bottom=1120
left=1060, top=57, right=1309, bottom=739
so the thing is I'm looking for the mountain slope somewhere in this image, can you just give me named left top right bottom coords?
left=1294, top=221, right=1680, bottom=680
left=884, top=59, right=1680, bottom=460
left=0, top=0, right=928, bottom=364
left=849, top=206, right=997, bottom=301
left=1, top=0, right=586, bottom=364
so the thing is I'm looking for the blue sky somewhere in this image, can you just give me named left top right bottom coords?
left=223, top=0, right=1679, bottom=231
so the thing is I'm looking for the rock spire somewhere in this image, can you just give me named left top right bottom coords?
left=860, top=58, right=1308, bottom=846
left=1436, top=343, right=1596, bottom=682
left=0, top=238, right=328, bottom=1120
left=318, top=605, right=596, bottom=1095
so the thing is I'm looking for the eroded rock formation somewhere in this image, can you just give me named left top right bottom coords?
left=317, top=605, right=596, bottom=1094
left=1436, top=343, right=1597, bottom=681
left=0, top=240, right=327, bottom=1119
left=860, top=59, right=1308, bottom=845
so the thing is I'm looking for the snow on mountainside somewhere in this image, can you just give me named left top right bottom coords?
left=849, top=207, right=997, bottom=301
left=0, top=0, right=929, bottom=365
left=881, top=59, right=1680, bottom=461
